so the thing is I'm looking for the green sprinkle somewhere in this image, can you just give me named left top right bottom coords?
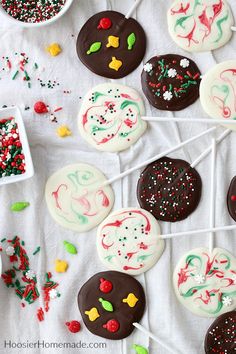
left=33, top=246, right=40, bottom=255
left=12, top=70, right=19, bottom=80
left=1, top=238, right=6, bottom=242
left=63, top=241, right=77, bottom=255
left=34, top=63, right=38, bottom=69
left=10, top=202, right=30, bottom=212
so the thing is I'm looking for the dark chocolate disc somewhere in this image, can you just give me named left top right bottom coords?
left=76, top=11, right=146, bottom=79
left=137, top=157, right=202, bottom=222
left=141, top=54, right=201, bottom=111
left=78, top=271, right=145, bottom=340
left=227, top=176, right=236, bottom=222
left=204, top=311, right=236, bottom=354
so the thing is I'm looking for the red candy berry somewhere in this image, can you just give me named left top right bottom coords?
left=231, top=195, right=236, bottom=201
left=99, top=278, right=113, bottom=293
left=97, top=17, right=112, bottom=30
left=103, top=319, right=120, bottom=333
left=65, top=321, right=81, bottom=333
left=34, top=101, right=48, bottom=114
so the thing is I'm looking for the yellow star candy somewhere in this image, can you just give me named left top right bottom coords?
left=109, top=57, right=122, bottom=72
left=46, top=43, right=62, bottom=57
left=85, top=307, right=100, bottom=322
left=54, top=259, right=68, bottom=273
left=122, top=293, right=139, bottom=308
left=106, top=36, right=119, bottom=48
left=56, top=125, right=72, bottom=138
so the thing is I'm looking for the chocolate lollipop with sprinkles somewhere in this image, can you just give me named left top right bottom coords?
left=137, top=157, right=202, bottom=222
left=141, top=54, right=201, bottom=111
left=204, top=311, right=236, bottom=353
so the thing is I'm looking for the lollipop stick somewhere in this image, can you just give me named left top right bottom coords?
left=125, top=0, right=143, bottom=19
left=142, top=116, right=236, bottom=125
left=133, top=323, right=180, bottom=354
left=231, top=26, right=236, bottom=31
left=191, top=129, right=231, bottom=168
left=209, top=138, right=216, bottom=254
left=101, top=126, right=216, bottom=187
left=161, top=224, right=236, bottom=239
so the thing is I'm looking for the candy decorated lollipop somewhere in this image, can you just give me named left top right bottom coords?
left=97, top=207, right=165, bottom=275
left=167, top=0, right=235, bottom=52
left=204, top=311, right=236, bottom=353
left=45, top=163, right=114, bottom=232
left=141, top=54, right=201, bottom=111
left=137, top=157, right=202, bottom=222
left=200, top=60, right=236, bottom=131
left=78, top=83, right=146, bottom=152
left=78, top=271, right=145, bottom=340
left=76, top=10, right=146, bottom=79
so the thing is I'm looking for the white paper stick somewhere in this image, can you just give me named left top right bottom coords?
left=142, top=116, right=236, bottom=125
left=161, top=224, right=236, bottom=239
left=101, top=126, right=216, bottom=187
left=209, top=138, right=216, bottom=254
left=125, top=0, right=143, bottom=19
left=190, top=129, right=231, bottom=168
left=133, top=323, right=180, bottom=354
left=231, top=26, right=236, bottom=31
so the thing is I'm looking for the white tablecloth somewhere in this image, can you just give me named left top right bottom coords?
left=0, top=1, right=235, bottom=353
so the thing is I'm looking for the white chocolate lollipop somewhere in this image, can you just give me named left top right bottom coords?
left=200, top=60, right=236, bottom=131
left=45, top=164, right=114, bottom=232
left=97, top=207, right=164, bottom=275
left=167, top=0, right=234, bottom=52
left=78, top=83, right=146, bottom=152
left=173, top=247, right=236, bottom=317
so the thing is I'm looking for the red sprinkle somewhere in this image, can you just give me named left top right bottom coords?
left=97, top=17, right=112, bottom=30
left=231, top=195, right=236, bottom=201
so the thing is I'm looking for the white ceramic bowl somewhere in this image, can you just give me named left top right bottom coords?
left=0, top=0, right=74, bottom=28
left=0, top=106, right=34, bottom=186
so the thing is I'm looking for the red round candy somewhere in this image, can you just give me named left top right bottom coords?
left=103, top=319, right=120, bottom=333
left=99, top=278, right=113, bottom=293
left=97, top=17, right=112, bottom=30
left=34, top=101, right=48, bottom=114
left=231, top=195, right=236, bottom=201
left=65, top=320, right=81, bottom=333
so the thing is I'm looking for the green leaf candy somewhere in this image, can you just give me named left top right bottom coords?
left=127, top=33, right=136, bottom=50
left=63, top=241, right=77, bottom=255
left=10, top=202, right=30, bottom=212
left=87, top=42, right=102, bottom=55
left=133, top=344, right=149, bottom=354
left=99, top=298, right=113, bottom=312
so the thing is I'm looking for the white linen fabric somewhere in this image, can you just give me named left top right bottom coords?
left=0, top=1, right=235, bottom=353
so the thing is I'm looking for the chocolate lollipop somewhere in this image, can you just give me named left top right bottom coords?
left=204, top=311, right=236, bottom=353
left=137, top=157, right=202, bottom=222
left=76, top=10, right=146, bottom=79
left=78, top=271, right=145, bottom=340
left=141, top=54, right=201, bottom=111
left=227, top=176, right=236, bottom=222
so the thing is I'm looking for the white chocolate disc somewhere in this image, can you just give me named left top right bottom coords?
left=167, top=0, right=234, bottom=52
left=45, top=164, right=114, bottom=232
left=173, top=247, right=236, bottom=317
left=97, top=207, right=165, bottom=275
left=200, top=60, right=236, bottom=131
left=78, top=83, right=146, bottom=152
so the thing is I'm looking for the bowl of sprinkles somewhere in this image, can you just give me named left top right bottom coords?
left=0, top=0, right=74, bottom=27
left=0, top=106, right=34, bottom=186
